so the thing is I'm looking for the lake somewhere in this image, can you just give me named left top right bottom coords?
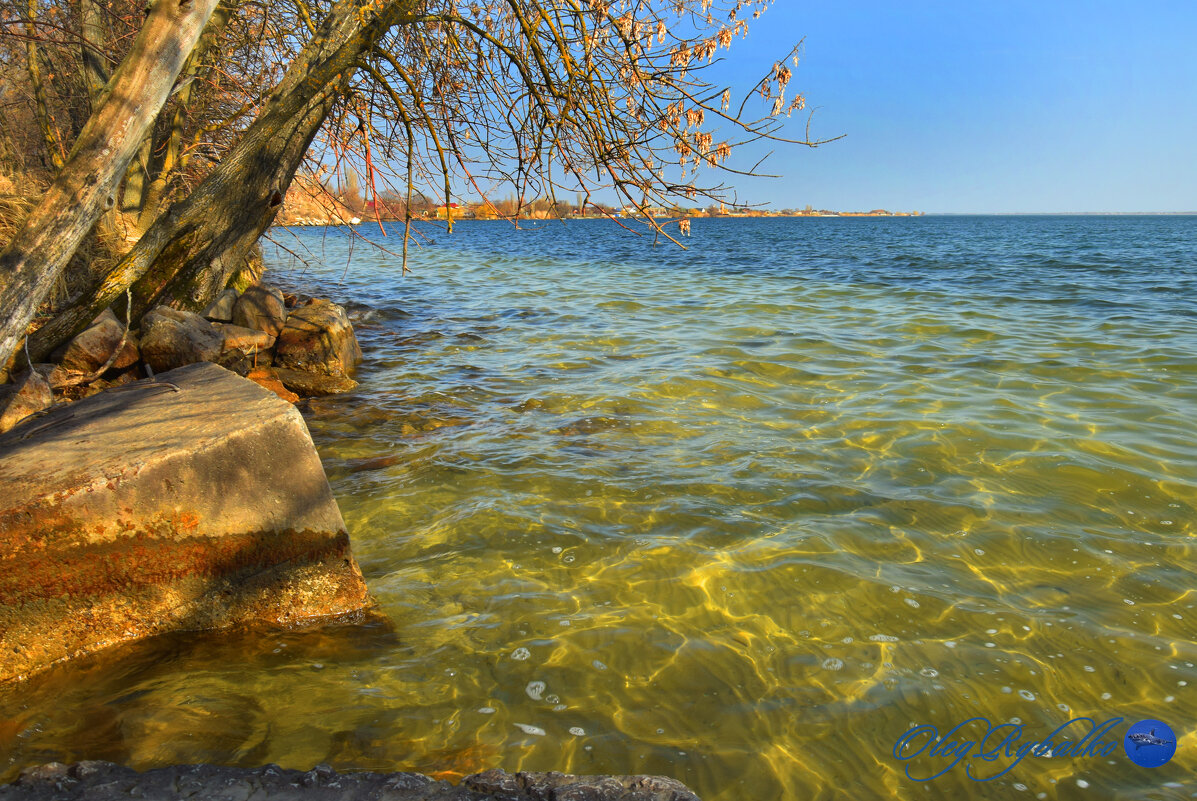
left=4, top=215, right=1194, bottom=799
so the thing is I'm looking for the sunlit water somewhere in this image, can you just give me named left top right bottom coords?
left=3, top=217, right=1196, bottom=799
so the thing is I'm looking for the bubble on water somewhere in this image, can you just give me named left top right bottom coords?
left=592, top=659, right=608, bottom=671
left=1083, top=665, right=1095, bottom=672
left=560, top=620, right=571, bottom=626
left=478, top=707, right=496, bottom=714
left=564, top=555, right=576, bottom=563
left=1018, top=690, right=1035, bottom=701
left=1165, top=695, right=1175, bottom=703
left=986, top=629, right=997, bottom=635
left=1014, top=783, right=1027, bottom=792
left=656, top=728, right=665, bottom=734
left=1076, top=779, right=1089, bottom=789
left=869, top=634, right=900, bottom=642
left=1179, top=681, right=1188, bottom=687
left=569, top=727, right=585, bottom=736
left=1123, top=599, right=1135, bottom=606
left=974, top=548, right=985, bottom=555
left=1057, top=703, right=1069, bottom=712
left=514, top=723, right=546, bottom=736
left=1101, top=692, right=1112, bottom=700
left=944, top=641, right=956, bottom=648
left=920, top=668, right=939, bottom=678
left=511, top=647, right=531, bottom=661
left=525, top=681, right=546, bottom=700
left=553, top=704, right=567, bottom=711
left=985, top=642, right=996, bottom=648
left=552, top=546, right=563, bottom=554
left=904, top=598, right=920, bottom=609
left=822, top=658, right=844, bottom=671
left=842, top=637, right=854, bottom=644
left=1001, top=687, right=1012, bottom=694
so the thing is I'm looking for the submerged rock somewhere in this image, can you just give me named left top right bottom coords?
left=275, top=366, right=358, bottom=397
left=0, top=370, right=53, bottom=434
left=233, top=283, right=288, bottom=337
left=0, top=362, right=372, bottom=684
left=275, top=299, right=362, bottom=377
left=0, top=763, right=702, bottom=800
left=139, top=306, right=223, bottom=373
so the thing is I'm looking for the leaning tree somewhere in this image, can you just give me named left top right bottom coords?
left=0, top=0, right=816, bottom=377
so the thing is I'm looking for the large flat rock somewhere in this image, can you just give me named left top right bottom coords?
left=0, top=763, right=702, bottom=801
left=0, top=362, right=372, bottom=684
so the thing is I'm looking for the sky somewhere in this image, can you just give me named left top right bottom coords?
left=710, top=0, right=1197, bottom=213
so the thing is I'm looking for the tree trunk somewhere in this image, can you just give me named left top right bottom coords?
left=140, top=2, right=236, bottom=230
left=79, top=0, right=109, bottom=108
left=26, top=0, right=64, bottom=172
left=0, top=0, right=222, bottom=378
left=24, top=0, right=420, bottom=364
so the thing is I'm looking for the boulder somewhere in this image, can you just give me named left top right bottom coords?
left=219, top=323, right=276, bottom=354
left=247, top=366, right=300, bottom=403
left=203, top=288, right=239, bottom=322
left=139, top=306, right=223, bottom=373
left=57, top=309, right=139, bottom=374
left=0, top=763, right=702, bottom=801
left=0, top=362, right=372, bottom=684
left=232, top=283, right=288, bottom=337
left=275, top=299, right=362, bottom=376
left=274, top=366, right=358, bottom=397
left=0, top=370, right=53, bottom=434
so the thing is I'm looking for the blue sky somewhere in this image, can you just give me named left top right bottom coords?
left=714, top=1, right=1197, bottom=213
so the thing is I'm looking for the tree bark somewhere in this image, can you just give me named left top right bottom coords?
left=26, top=0, right=64, bottom=172
left=0, top=0, right=222, bottom=377
left=25, top=0, right=420, bottom=364
left=79, top=0, right=110, bottom=108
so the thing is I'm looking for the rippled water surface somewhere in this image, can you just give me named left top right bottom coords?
left=4, top=216, right=1196, bottom=799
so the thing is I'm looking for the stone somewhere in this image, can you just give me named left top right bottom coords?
left=247, top=366, right=300, bottom=403
left=0, top=370, right=53, bottom=435
left=275, top=299, right=362, bottom=377
left=29, top=363, right=71, bottom=392
left=0, top=362, right=372, bottom=684
left=219, top=323, right=276, bottom=354
left=138, top=306, right=223, bottom=373
left=203, top=288, right=240, bottom=322
left=0, top=763, right=702, bottom=800
left=57, top=308, right=139, bottom=374
left=274, top=366, right=358, bottom=397
left=232, top=283, right=288, bottom=337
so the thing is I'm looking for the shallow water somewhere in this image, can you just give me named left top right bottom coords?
left=4, top=216, right=1196, bottom=799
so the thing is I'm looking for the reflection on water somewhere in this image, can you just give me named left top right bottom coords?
left=3, top=217, right=1195, bottom=799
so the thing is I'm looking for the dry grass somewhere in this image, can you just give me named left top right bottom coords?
left=0, top=169, right=125, bottom=316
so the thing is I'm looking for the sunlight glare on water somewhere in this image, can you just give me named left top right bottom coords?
left=3, top=216, right=1195, bottom=800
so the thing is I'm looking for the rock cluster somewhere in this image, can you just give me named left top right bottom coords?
left=0, top=283, right=362, bottom=434
left=0, top=763, right=702, bottom=801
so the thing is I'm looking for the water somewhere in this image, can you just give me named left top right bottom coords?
left=3, top=216, right=1196, bottom=799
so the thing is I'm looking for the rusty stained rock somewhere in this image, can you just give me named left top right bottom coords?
left=275, top=299, right=363, bottom=377
left=0, top=763, right=702, bottom=801
left=247, top=366, right=300, bottom=403
left=0, top=362, right=372, bottom=684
